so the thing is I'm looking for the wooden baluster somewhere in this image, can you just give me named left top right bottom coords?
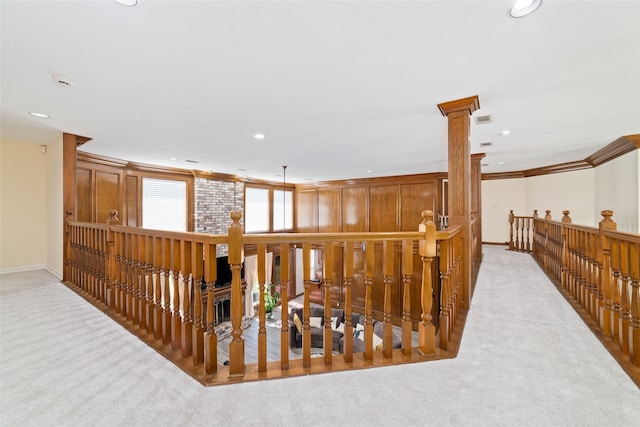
left=153, top=236, right=163, bottom=340
left=610, top=238, right=621, bottom=345
left=257, top=243, right=267, bottom=372
left=439, top=238, right=450, bottom=350
left=106, top=211, right=118, bottom=308
left=113, top=230, right=122, bottom=314
left=364, top=241, right=375, bottom=361
left=180, top=240, right=192, bottom=358
left=138, top=233, right=147, bottom=330
left=227, top=211, right=245, bottom=378
left=525, top=217, right=531, bottom=253
left=628, top=241, right=640, bottom=366
left=382, top=241, right=394, bottom=359
left=171, top=239, right=182, bottom=351
left=280, top=242, right=290, bottom=370
left=343, top=241, right=354, bottom=363
left=128, top=233, right=136, bottom=320
left=324, top=241, right=334, bottom=365
left=204, top=243, right=217, bottom=374
left=121, top=232, right=129, bottom=317
left=162, top=238, right=172, bottom=345
left=130, top=232, right=139, bottom=322
left=599, top=211, right=616, bottom=335
left=508, top=210, right=515, bottom=251
left=418, top=210, right=436, bottom=356
left=519, top=217, right=525, bottom=252
left=591, top=232, right=600, bottom=321
left=302, top=242, right=312, bottom=368
left=145, top=235, right=154, bottom=335
left=401, top=239, right=413, bottom=356
left=192, top=241, right=205, bottom=366
left=619, top=240, right=631, bottom=354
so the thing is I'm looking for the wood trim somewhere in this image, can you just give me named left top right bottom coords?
left=78, top=151, right=128, bottom=168
left=482, top=134, right=640, bottom=180
left=586, top=134, right=640, bottom=167
left=295, top=172, right=448, bottom=191
left=437, top=95, right=480, bottom=116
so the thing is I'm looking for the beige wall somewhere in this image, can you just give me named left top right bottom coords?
left=481, top=178, right=525, bottom=243
left=525, top=169, right=596, bottom=226
left=0, top=140, right=48, bottom=272
left=594, top=150, right=639, bottom=233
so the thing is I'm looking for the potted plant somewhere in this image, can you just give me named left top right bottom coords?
left=264, top=284, right=281, bottom=319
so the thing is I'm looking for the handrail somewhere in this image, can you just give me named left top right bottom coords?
left=508, top=209, right=640, bottom=372
left=65, top=209, right=466, bottom=385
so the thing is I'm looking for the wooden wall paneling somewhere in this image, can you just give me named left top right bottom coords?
left=296, top=190, right=317, bottom=233
left=76, top=168, right=92, bottom=222
left=125, top=175, right=139, bottom=227
left=341, top=187, right=368, bottom=232
left=369, top=185, right=399, bottom=232
left=318, top=188, right=341, bottom=233
left=95, top=170, right=121, bottom=223
left=400, top=182, right=435, bottom=231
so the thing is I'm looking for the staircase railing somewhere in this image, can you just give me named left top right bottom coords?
left=66, top=209, right=466, bottom=385
left=508, top=209, right=640, bottom=371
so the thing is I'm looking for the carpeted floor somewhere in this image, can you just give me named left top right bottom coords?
left=1, top=245, right=639, bottom=426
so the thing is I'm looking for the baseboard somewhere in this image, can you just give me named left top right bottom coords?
left=45, top=265, right=63, bottom=280
left=482, top=241, right=508, bottom=246
left=0, top=264, right=46, bottom=275
left=0, top=264, right=62, bottom=280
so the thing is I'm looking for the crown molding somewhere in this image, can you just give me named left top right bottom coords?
left=438, top=95, right=480, bottom=117
left=483, top=134, right=639, bottom=180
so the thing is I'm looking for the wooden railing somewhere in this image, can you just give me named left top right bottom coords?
left=66, top=209, right=466, bottom=385
left=509, top=209, right=640, bottom=370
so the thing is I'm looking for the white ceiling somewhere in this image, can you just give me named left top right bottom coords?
left=1, top=1, right=639, bottom=184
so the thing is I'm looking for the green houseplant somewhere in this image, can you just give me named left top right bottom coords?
left=264, top=284, right=281, bottom=318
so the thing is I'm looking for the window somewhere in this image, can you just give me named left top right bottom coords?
left=245, top=187, right=269, bottom=233
left=273, top=189, right=293, bottom=232
left=142, top=177, right=187, bottom=232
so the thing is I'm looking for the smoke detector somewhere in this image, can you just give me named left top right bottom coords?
left=53, top=75, right=75, bottom=87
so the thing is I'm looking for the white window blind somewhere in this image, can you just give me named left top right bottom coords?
left=245, top=187, right=269, bottom=233
left=273, top=189, right=293, bottom=231
left=142, top=178, right=187, bottom=232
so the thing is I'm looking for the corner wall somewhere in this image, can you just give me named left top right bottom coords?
left=46, top=137, right=64, bottom=278
left=594, top=150, right=639, bottom=233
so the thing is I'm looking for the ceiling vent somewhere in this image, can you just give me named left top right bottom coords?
left=475, top=115, right=492, bottom=124
left=479, top=142, right=493, bottom=147
left=185, top=159, right=199, bottom=164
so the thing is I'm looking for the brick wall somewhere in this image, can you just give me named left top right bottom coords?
left=194, top=178, right=244, bottom=256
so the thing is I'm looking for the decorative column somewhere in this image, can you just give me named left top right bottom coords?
left=437, top=95, right=480, bottom=309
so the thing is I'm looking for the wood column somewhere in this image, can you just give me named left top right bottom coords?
left=437, top=96, right=480, bottom=309
left=63, top=133, right=91, bottom=281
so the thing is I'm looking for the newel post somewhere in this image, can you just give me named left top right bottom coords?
left=599, top=210, right=616, bottom=336
left=508, top=210, right=515, bottom=250
left=418, top=210, right=436, bottom=356
left=542, top=211, right=551, bottom=270
left=106, top=210, right=120, bottom=309
left=227, top=211, right=245, bottom=378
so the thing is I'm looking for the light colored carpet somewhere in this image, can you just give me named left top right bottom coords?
left=1, top=246, right=639, bottom=426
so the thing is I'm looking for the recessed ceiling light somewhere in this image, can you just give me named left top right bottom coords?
left=253, top=133, right=265, bottom=140
left=509, top=0, right=542, bottom=18
left=498, top=161, right=505, bottom=165
left=114, top=0, right=138, bottom=6
left=367, top=170, right=373, bottom=173
left=29, top=112, right=49, bottom=118
left=500, top=130, right=511, bottom=135
left=170, top=157, right=177, bottom=161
